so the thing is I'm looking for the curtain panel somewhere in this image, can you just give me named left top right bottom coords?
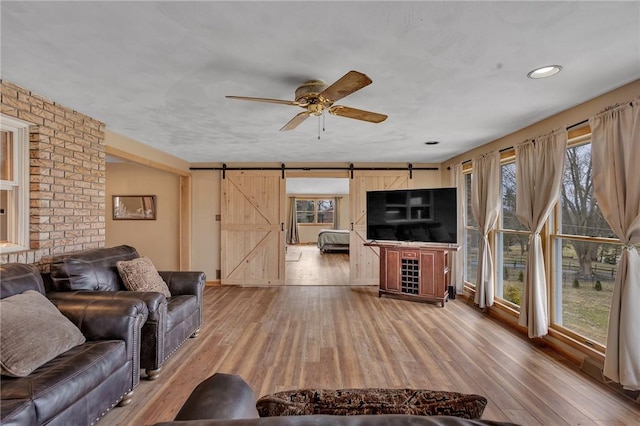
left=471, top=152, right=500, bottom=308
left=287, top=197, right=299, bottom=244
left=590, top=98, right=640, bottom=391
left=450, top=163, right=465, bottom=293
left=515, top=128, right=567, bottom=338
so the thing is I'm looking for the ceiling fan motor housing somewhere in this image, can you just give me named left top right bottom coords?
left=294, top=80, right=327, bottom=104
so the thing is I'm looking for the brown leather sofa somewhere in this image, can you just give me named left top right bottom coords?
left=0, top=263, right=148, bottom=426
left=45, top=245, right=206, bottom=380
left=154, top=373, right=520, bottom=426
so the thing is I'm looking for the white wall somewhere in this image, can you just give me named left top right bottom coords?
left=191, top=170, right=221, bottom=280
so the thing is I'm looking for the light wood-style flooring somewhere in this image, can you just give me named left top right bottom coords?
left=285, top=244, right=349, bottom=285
left=101, top=282, right=640, bottom=426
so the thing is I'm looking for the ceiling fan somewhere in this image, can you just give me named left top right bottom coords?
left=226, top=70, right=387, bottom=131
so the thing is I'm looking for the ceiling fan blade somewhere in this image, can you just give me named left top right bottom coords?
left=319, top=71, right=372, bottom=103
left=280, top=111, right=311, bottom=131
left=328, top=105, right=387, bottom=123
left=225, top=96, right=299, bottom=106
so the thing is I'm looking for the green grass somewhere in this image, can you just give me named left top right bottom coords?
left=469, top=242, right=617, bottom=345
left=560, top=279, right=613, bottom=345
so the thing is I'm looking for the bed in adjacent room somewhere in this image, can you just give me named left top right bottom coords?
left=317, top=229, right=350, bottom=253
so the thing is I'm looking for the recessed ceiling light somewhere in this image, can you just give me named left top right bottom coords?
left=425, top=141, right=440, bottom=145
left=527, top=65, right=562, bottom=79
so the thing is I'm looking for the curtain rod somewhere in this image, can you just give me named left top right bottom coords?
left=450, top=118, right=591, bottom=168
left=190, top=163, right=439, bottom=179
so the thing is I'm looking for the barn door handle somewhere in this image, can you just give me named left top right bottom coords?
left=281, top=223, right=284, bottom=232
left=350, top=222, right=354, bottom=231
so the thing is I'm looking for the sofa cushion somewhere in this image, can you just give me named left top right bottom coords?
left=0, top=263, right=46, bottom=299
left=1, top=340, right=127, bottom=424
left=0, top=290, right=86, bottom=377
left=256, top=388, right=487, bottom=419
left=117, top=257, right=171, bottom=298
left=49, top=244, right=140, bottom=292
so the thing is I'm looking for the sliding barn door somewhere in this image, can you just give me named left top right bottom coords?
left=221, top=170, right=285, bottom=285
left=349, top=171, right=410, bottom=285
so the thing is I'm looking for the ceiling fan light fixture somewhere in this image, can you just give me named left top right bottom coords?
left=226, top=70, right=386, bottom=132
left=425, top=141, right=440, bottom=145
left=527, top=65, right=562, bottom=79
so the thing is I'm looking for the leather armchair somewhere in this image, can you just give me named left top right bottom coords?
left=46, top=245, right=206, bottom=380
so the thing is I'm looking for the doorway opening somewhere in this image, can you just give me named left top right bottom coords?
left=285, top=177, right=349, bottom=285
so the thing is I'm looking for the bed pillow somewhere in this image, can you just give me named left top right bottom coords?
left=1, top=290, right=86, bottom=377
left=116, top=256, right=171, bottom=298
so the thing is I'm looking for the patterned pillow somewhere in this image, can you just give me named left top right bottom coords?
left=256, top=388, right=487, bottom=419
left=1, top=290, right=86, bottom=377
left=116, top=257, right=171, bottom=297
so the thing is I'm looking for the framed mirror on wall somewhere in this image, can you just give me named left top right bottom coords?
left=113, top=195, right=156, bottom=220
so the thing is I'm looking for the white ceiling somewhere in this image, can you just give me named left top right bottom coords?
left=1, top=1, right=639, bottom=164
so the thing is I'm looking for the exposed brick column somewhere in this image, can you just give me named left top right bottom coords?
left=1, top=80, right=106, bottom=268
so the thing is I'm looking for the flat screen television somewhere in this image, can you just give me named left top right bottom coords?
left=366, top=188, right=457, bottom=244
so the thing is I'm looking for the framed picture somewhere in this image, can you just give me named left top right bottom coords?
left=112, top=195, right=157, bottom=220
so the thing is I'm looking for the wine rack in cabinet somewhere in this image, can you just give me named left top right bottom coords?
left=366, top=242, right=460, bottom=307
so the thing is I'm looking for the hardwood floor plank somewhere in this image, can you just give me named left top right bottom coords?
left=101, top=282, right=640, bottom=426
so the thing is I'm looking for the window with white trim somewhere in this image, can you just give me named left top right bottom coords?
left=550, top=139, right=623, bottom=348
left=1, top=115, right=30, bottom=253
left=464, top=172, right=479, bottom=287
left=296, top=198, right=334, bottom=224
left=495, top=158, right=528, bottom=309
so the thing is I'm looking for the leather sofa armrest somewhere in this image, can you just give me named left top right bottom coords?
left=174, top=373, right=259, bottom=421
left=47, top=290, right=167, bottom=322
left=50, top=297, right=148, bottom=347
left=159, top=271, right=206, bottom=297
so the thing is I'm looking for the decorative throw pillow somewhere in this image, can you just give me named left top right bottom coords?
left=0, top=290, right=86, bottom=377
left=256, top=388, right=487, bottom=419
left=116, top=256, right=171, bottom=298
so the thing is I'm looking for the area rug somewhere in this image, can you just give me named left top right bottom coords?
left=285, top=251, right=302, bottom=262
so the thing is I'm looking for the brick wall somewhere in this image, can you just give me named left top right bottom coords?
left=1, top=80, right=106, bottom=268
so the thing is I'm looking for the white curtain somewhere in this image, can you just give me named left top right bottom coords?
left=515, top=128, right=567, bottom=338
left=286, top=197, right=299, bottom=244
left=590, top=98, right=640, bottom=391
left=471, top=152, right=500, bottom=308
left=450, top=163, right=465, bottom=293
left=334, top=197, right=340, bottom=230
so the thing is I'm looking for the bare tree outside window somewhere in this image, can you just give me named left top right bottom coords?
left=561, top=144, right=613, bottom=276
left=296, top=199, right=334, bottom=224
left=554, top=142, right=620, bottom=345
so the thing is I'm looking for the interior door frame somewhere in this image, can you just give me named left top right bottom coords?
left=284, top=171, right=350, bottom=284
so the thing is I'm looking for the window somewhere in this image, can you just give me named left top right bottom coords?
left=551, top=140, right=621, bottom=347
left=0, top=115, right=30, bottom=253
left=495, top=159, right=528, bottom=308
left=464, top=173, right=478, bottom=287
left=296, top=198, right=334, bottom=224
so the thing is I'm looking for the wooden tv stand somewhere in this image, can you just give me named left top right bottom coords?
left=365, top=242, right=460, bottom=307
